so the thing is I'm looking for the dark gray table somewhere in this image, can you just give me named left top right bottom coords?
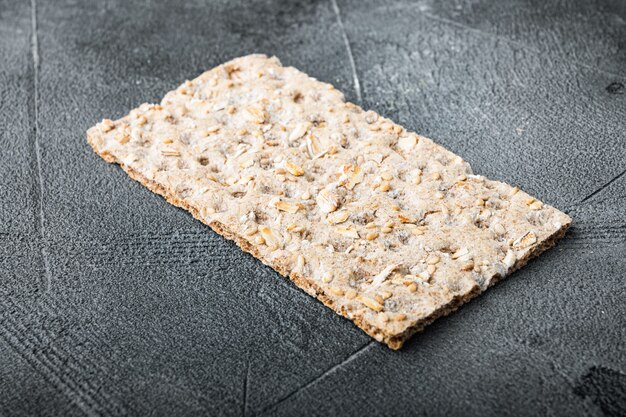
left=1, top=0, right=625, bottom=416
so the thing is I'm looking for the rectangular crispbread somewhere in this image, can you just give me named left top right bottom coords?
left=87, top=54, right=571, bottom=349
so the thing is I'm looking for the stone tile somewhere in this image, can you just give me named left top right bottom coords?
left=1, top=0, right=624, bottom=415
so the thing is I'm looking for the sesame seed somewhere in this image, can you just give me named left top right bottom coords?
left=417, top=271, right=430, bottom=281
left=427, top=255, right=440, bottom=265
left=285, top=161, right=304, bottom=176
left=99, top=119, right=115, bottom=133
left=244, top=227, right=258, bottom=236
left=364, top=111, right=379, bottom=124
left=398, top=214, right=416, bottom=224
left=276, top=201, right=301, bottom=213
left=259, top=225, right=280, bottom=249
left=336, top=226, right=360, bottom=239
left=503, top=250, right=516, bottom=268
left=393, top=313, right=407, bottom=321
left=206, top=125, right=221, bottom=134
left=461, top=261, right=474, bottom=271
left=357, top=296, right=383, bottom=312
left=327, top=210, right=350, bottom=225
left=329, top=287, right=345, bottom=296
left=115, top=132, right=130, bottom=144
left=397, top=134, right=417, bottom=151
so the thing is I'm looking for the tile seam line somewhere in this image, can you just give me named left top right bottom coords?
left=29, top=4, right=121, bottom=413
left=30, top=0, right=52, bottom=293
left=579, top=167, right=626, bottom=204
left=330, top=0, right=362, bottom=103
left=257, top=341, right=375, bottom=416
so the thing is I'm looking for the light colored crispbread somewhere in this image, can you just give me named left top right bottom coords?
left=88, top=54, right=571, bottom=349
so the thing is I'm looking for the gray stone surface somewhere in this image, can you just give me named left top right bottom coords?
left=0, top=0, right=624, bottom=416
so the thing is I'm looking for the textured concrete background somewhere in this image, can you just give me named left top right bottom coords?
left=1, top=0, right=625, bottom=416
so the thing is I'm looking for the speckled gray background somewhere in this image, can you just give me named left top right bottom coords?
left=1, top=0, right=625, bottom=416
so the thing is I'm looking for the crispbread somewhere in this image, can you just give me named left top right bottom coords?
left=87, top=54, right=571, bottom=349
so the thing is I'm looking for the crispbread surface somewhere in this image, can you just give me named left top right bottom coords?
left=88, top=54, right=571, bottom=349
